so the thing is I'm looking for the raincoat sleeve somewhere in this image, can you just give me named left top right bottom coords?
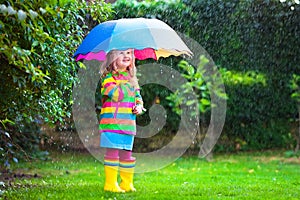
left=101, top=75, right=130, bottom=102
left=135, top=89, right=143, bottom=106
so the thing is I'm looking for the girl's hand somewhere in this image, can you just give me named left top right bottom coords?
left=132, top=105, right=145, bottom=115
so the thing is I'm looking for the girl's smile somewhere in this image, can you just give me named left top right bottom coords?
left=114, top=49, right=133, bottom=71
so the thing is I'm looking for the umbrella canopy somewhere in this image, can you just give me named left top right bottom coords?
left=73, top=18, right=192, bottom=61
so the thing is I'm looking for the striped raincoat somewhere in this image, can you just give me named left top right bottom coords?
left=99, top=71, right=143, bottom=150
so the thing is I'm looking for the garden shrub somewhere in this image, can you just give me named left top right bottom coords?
left=113, top=0, right=300, bottom=151
left=0, top=0, right=113, bottom=168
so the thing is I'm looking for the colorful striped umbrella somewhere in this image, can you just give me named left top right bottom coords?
left=73, top=18, right=192, bottom=61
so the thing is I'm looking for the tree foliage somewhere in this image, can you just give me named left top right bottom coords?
left=0, top=0, right=113, bottom=168
left=113, top=0, right=300, bottom=151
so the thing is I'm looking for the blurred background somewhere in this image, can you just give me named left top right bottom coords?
left=1, top=0, right=300, bottom=171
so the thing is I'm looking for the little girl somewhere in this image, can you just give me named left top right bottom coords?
left=99, top=49, right=144, bottom=193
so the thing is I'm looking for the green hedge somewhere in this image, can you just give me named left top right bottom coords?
left=113, top=0, right=300, bottom=151
left=0, top=0, right=113, bottom=167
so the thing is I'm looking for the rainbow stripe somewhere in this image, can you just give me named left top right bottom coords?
left=104, top=158, right=119, bottom=167
left=119, top=160, right=135, bottom=168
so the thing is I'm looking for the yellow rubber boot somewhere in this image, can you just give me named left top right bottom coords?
left=104, top=165, right=125, bottom=193
left=119, top=166, right=136, bottom=192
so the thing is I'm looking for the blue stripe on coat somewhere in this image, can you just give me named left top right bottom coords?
left=100, top=113, right=136, bottom=120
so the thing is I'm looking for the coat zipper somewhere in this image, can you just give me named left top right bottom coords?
left=114, top=102, right=119, bottom=118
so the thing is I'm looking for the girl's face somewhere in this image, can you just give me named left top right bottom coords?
left=113, top=49, right=133, bottom=72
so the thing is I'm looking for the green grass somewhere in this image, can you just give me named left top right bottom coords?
left=2, top=151, right=300, bottom=200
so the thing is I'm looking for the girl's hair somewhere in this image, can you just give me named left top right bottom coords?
left=100, top=49, right=136, bottom=79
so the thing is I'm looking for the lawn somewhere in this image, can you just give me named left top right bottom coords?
left=1, top=151, right=300, bottom=200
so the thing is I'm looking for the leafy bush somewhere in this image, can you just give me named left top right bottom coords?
left=113, top=0, right=300, bottom=151
left=289, top=74, right=300, bottom=152
left=0, top=0, right=113, bottom=168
